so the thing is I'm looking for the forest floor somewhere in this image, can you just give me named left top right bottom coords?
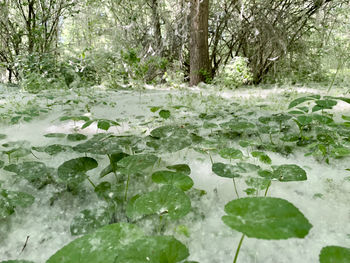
left=0, top=83, right=349, bottom=263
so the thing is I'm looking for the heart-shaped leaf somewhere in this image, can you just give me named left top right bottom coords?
left=212, top=163, right=243, bottom=178
left=117, top=154, right=158, bottom=175
left=219, top=148, right=243, bottom=159
left=128, top=185, right=191, bottom=220
left=152, top=171, right=193, bottom=191
left=4, top=162, right=55, bottom=189
left=272, top=164, right=307, bottom=182
left=166, top=164, right=191, bottom=176
left=116, top=236, right=189, bottom=263
left=46, top=223, right=144, bottom=263
left=222, top=197, right=312, bottom=239
left=57, top=157, right=98, bottom=183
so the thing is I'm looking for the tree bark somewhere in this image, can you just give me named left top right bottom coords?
left=189, top=0, right=210, bottom=86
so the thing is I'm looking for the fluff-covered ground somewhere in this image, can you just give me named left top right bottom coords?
left=0, top=83, right=349, bottom=263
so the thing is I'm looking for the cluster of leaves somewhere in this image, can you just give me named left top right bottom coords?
left=1, top=92, right=350, bottom=262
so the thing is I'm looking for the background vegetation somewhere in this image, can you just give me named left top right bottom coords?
left=0, top=0, right=349, bottom=91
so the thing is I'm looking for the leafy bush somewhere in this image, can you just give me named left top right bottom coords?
left=214, top=57, right=253, bottom=88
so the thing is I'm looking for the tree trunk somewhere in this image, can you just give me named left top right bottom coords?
left=189, top=0, right=210, bottom=86
left=150, top=0, right=162, bottom=53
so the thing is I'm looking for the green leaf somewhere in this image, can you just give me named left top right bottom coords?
left=0, top=160, right=4, bottom=169
left=100, top=152, right=129, bottom=178
left=70, top=208, right=112, bottom=235
left=331, top=147, right=350, bottom=158
left=148, top=126, right=191, bottom=152
left=57, top=157, right=98, bottom=183
left=4, top=162, right=54, bottom=189
left=319, top=246, right=350, bottom=263
left=315, top=99, right=337, bottom=109
left=67, top=133, right=87, bottom=141
left=245, top=177, right=270, bottom=190
left=97, top=120, right=111, bottom=131
left=212, top=163, right=242, bottom=178
left=81, top=120, right=94, bottom=129
left=0, top=134, right=7, bottom=140
left=0, top=189, right=35, bottom=220
left=44, top=133, right=66, bottom=138
left=152, top=171, right=194, bottom=191
left=288, top=95, right=319, bottom=109
left=117, top=154, right=158, bottom=175
left=46, top=223, right=144, bottom=263
left=129, top=185, right=191, bottom=220
left=251, top=151, right=272, bottom=164
left=159, top=109, right=171, bottom=119
left=272, top=164, right=307, bottom=182
left=296, top=115, right=313, bottom=126
left=116, top=236, right=189, bottom=263
left=73, top=134, right=123, bottom=155
left=166, top=164, right=191, bottom=176
left=219, top=148, right=243, bottom=159
left=150, top=106, right=161, bottom=112
left=222, top=197, right=312, bottom=239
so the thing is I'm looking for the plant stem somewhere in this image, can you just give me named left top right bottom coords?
left=87, top=176, right=96, bottom=188
left=233, top=178, right=240, bottom=199
left=233, top=234, right=245, bottom=263
left=124, top=174, right=130, bottom=201
left=209, top=153, right=213, bottom=165
left=264, top=180, right=272, bottom=197
left=107, top=154, right=118, bottom=179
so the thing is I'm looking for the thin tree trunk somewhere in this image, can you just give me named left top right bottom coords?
left=189, top=0, right=210, bottom=86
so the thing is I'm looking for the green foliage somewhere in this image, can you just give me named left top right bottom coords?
left=214, top=57, right=253, bottom=88
left=0, top=188, right=34, bottom=220
left=319, top=246, right=350, bottom=263
left=222, top=197, right=312, bottom=239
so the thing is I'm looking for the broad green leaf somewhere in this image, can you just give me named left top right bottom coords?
left=159, top=110, right=171, bottom=119
left=288, top=95, right=319, bottom=109
left=44, top=133, right=66, bottom=138
left=117, top=154, right=158, bottom=175
left=57, top=157, right=98, bottom=183
left=203, top=121, right=218, bottom=129
left=4, top=162, right=54, bottom=189
left=60, top=115, right=90, bottom=122
left=220, top=121, right=255, bottom=131
left=0, top=134, right=7, bottom=140
left=46, top=223, right=144, bottom=263
left=73, top=134, right=123, bottom=155
left=251, top=151, right=272, bottom=164
left=166, top=164, right=191, bottom=176
left=236, top=162, right=260, bottom=172
left=313, top=114, right=334, bottom=125
left=67, top=133, right=87, bottom=141
left=33, top=144, right=72, bottom=156
left=319, top=246, right=350, bottom=263
left=315, top=99, right=337, bottom=109
left=219, top=148, right=243, bottom=159
left=148, top=126, right=191, bottom=152
left=296, top=115, right=312, bottom=126
left=272, top=164, right=307, bottom=182
left=129, top=185, right=191, bottom=220
left=0, top=160, right=4, bottom=169
left=70, top=208, right=112, bottom=235
left=222, top=197, right=312, bottom=239
left=97, top=120, right=111, bottom=131
left=152, top=171, right=193, bottom=191
left=116, top=236, right=189, bottom=263
left=212, top=163, right=242, bottom=178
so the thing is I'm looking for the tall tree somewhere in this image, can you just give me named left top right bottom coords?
left=189, top=0, right=210, bottom=86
